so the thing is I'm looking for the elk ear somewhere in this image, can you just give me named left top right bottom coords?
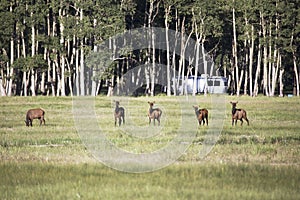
left=230, top=101, right=233, bottom=104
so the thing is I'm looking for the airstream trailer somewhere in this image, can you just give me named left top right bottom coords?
left=176, top=75, right=228, bottom=94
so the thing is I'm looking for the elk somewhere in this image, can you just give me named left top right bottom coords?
left=114, top=101, right=125, bottom=126
left=148, top=101, right=162, bottom=126
left=25, top=108, right=45, bottom=127
left=230, top=101, right=249, bottom=126
left=193, top=105, right=208, bottom=126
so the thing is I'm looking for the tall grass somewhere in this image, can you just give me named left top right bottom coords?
left=0, top=163, right=299, bottom=199
left=0, top=95, right=299, bottom=199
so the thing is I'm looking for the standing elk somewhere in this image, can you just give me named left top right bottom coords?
left=230, top=101, right=249, bottom=126
left=114, top=101, right=125, bottom=126
left=25, top=108, right=45, bottom=127
left=193, top=105, right=209, bottom=126
left=148, top=101, right=162, bottom=126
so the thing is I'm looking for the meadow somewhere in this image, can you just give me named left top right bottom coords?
left=0, top=95, right=299, bottom=199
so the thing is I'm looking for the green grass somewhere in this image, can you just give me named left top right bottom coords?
left=0, top=95, right=300, bottom=199
left=0, top=163, right=299, bottom=200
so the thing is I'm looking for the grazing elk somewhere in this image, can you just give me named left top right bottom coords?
left=230, top=101, right=249, bottom=126
left=148, top=101, right=162, bottom=126
left=114, top=101, right=125, bottom=126
left=193, top=105, right=209, bottom=126
left=25, top=108, right=45, bottom=127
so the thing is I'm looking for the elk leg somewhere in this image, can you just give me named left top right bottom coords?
left=240, top=119, right=243, bottom=126
left=41, top=116, right=45, bottom=125
left=206, top=116, right=208, bottom=126
left=115, top=118, right=117, bottom=126
left=245, top=118, right=249, bottom=126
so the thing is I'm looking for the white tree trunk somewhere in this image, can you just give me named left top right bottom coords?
left=59, top=8, right=66, bottom=96
left=249, top=25, right=254, bottom=96
left=279, top=64, right=284, bottom=97
left=151, top=27, right=156, bottom=96
left=31, top=14, right=36, bottom=96
left=80, top=8, right=85, bottom=96
left=232, top=4, right=239, bottom=96
left=7, top=2, right=14, bottom=96
left=21, top=30, right=28, bottom=96
left=253, top=43, right=261, bottom=97
left=293, top=52, right=299, bottom=96
left=192, top=41, right=200, bottom=96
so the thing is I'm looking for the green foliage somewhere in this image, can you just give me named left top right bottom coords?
left=0, top=0, right=299, bottom=96
left=13, top=55, right=47, bottom=72
left=0, top=1, right=14, bottom=48
left=85, top=49, right=115, bottom=81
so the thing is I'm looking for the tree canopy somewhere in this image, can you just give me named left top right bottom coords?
left=0, top=0, right=299, bottom=97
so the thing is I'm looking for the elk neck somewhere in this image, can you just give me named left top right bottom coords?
left=115, top=105, right=120, bottom=113
left=149, top=106, right=155, bottom=114
left=195, top=109, right=200, bottom=116
left=232, top=107, right=237, bottom=115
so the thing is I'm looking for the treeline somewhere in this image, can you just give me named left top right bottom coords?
left=0, top=0, right=299, bottom=97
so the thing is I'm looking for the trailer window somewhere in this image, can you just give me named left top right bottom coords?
left=214, top=81, right=220, bottom=86
left=208, top=80, right=214, bottom=86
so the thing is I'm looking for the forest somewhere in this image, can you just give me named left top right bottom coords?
left=0, top=0, right=299, bottom=97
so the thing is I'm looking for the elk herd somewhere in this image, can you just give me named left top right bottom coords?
left=24, top=100, right=249, bottom=127
left=112, top=100, right=249, bottom=127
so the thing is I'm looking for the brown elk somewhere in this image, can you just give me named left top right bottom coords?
left=148, top=101, right=162, bottom=126
left=230, top=101, right=249, bottom=126
left=193, top=105, right=208, bottom=126
left=25, top=108, right=45, bottom=127
left=114, top=101, right=125, bottom=126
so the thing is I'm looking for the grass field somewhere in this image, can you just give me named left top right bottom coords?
left=0, top=95, right=299, bottom=199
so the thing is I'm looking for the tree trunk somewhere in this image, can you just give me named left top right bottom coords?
left=261, top=12, right=269, bottom=96
left=151, top=27, right=156, bottom=96
left=91, top=44, right=97, bottom=96
left=79, top=8, right=85, bottom=96
left=193, top=41, right=200, bottom=96
left=178, top=16, right=185, bottom=95
left=293, top=52, right=299, bottom=96
left=31, top=13, right=36, bottom=96
left=59, top=8, right=66, bottom=96
left=249, top=25, right=254, bottom=96
left=253, top=42, right=262, bottom=97
left=232, top=3, right=239, bottom=96
left=165, top=6, right=171, bottom=96
left=20, top=29, right=28, bottom=96
left=279, top=63, right=284, bottom=97
left=7, top=2, right=14, bottom=96
left=75, top=45, right=80, bottom=96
